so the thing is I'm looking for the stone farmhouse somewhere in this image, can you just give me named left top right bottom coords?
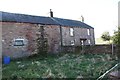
left=0, top=11, right=95, bottom=58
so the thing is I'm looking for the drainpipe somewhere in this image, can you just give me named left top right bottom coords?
left=50, top=17, right=63, bottom=52
left=59, top=25, right=63, bottom=52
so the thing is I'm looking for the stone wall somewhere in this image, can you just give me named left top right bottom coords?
left=1, top=22, right=61, bottom=58
left=1, top=22, right=96, bottom=58
left=89, top=28, right=95, bottom=45
left=2, top=22, right=38, bottom=58
left=84, top=45, right=117, bottom=54
left=61, top=26, right=95, bottom=46
left=43, top=25, right=61, bottom=53
left=62, top=44, right=118, bottom=54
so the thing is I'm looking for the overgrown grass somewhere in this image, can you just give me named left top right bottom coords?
left=2, top=53, right=118, bottom=79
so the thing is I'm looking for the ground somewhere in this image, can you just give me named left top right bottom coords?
left=2, top=53, right=119, bottom=79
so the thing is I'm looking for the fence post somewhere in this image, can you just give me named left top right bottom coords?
left=112, top=43, right=114, bottom=55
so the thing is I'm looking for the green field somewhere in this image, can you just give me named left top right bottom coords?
left=2, top=53, right=118, bottom=79
left=95, top=38, right=112, bottom=44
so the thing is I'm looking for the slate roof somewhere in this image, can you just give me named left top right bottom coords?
left=52, top=17, right=93, bottom=28
left=0, top=11, right=93, bottom=29
left=0, top=11, right=58, bottom=25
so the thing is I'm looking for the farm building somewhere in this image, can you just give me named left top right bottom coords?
left=0, top=11, right=95, bottom=58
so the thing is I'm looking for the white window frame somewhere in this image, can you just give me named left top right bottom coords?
left=81, top=40, right=84, bottom=45
left=13, top=38, right=25, bottom=46
left=87, top=29, right=90, bottom=35
left=88, top=39, right=91, bottom=44
left=70, top=28, right=74, bottom=36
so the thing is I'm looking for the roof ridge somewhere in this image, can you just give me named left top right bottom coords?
left=0, top=11, right=49, bottom=18
left=0, top=11, right=93, bottom=28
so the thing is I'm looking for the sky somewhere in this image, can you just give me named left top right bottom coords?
left=0, top=0, right=119, bottom=38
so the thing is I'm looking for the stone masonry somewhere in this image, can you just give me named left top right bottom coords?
left=1, top=22, right=95, bottom=58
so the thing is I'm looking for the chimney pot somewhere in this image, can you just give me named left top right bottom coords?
left=81, top=15, right=84, bottom=22
left=50, top=9, right=53, bottom=17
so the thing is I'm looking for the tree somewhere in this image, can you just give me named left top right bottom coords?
left=101, top=31, right=111, bottom=42
left=112, top=27, right=120, bottom=44
left=36, top=25, right=48, bottom=56
left=112, top=27, right=120, bottom=59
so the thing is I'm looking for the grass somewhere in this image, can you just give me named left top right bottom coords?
left=2, top=53, right=118, bottom=79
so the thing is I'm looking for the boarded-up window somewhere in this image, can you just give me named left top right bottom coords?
left=70, top=28, right=74, bottom=36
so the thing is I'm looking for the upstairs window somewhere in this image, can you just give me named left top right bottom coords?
left=70, top=28, right=74, bottom=36
left=87, top=29, right=90, bottom=35
left=13, top=39, right=25, bottom=46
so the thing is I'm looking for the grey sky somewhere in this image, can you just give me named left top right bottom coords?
left=0, top=0, right=119, bottom=38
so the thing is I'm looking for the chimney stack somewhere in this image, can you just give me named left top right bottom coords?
left=50, top=9, right=53, bottom=17
left=81, top=15, right=84, bottom=22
